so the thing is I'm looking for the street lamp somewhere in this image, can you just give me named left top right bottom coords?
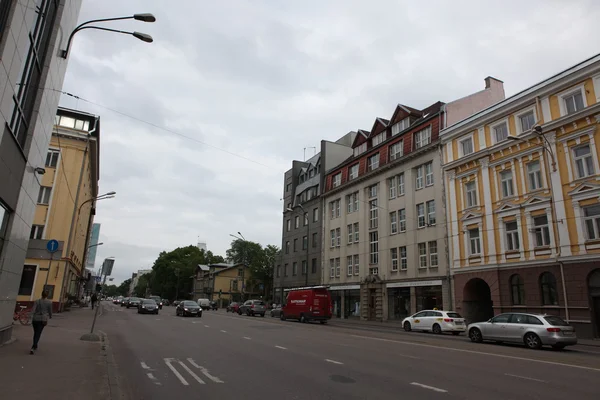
left=82, top=257, right=115, bottom=342
left=230, top=232, right=247, bottom=301
left=60, top=13, right=156, bottom=58
left=287, top=205, right=310, bottom=286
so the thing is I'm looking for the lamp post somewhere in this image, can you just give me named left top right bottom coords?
left=287, top=205, right=310, bottom=287
left=230, top=233, right=247, bottom=301
left=60, top=13, right=156, bottom=58
left=81, top=257, right=114, bottom=342
left=507, top=126, right=569, bottom=321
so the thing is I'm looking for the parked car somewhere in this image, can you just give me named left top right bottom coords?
left=402, top=310, right=466, bottom=335
left=270, top=305, right=282, bottom=318
left=467, top=313, right=577, bottom=350
left=209, top=301, right=218, bottom=310
left=238, top=299, right=266, bottom=317
left=121, top=297, right=130, bottom=307
left=127, top=297, right=141, bottom=308
left=280, top=287, right=332, bottom=323
left=113, top=296, right=123, bottom=305
left=138, top=299, right=159, bottom=314
left=226, top=302, right=240, bottom=313
left=176, top=300, right=202, bottom=317
left=197, top=298, right=211, bottom=310
left=148, top=296, right=163, bottom=310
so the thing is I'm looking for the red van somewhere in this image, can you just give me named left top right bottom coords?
left=281, top=286, right=332, bottom=324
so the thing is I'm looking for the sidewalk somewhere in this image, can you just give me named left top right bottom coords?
left=0, top=305, right=118, bottom=400
left=329, top=317, right=600, bottom=347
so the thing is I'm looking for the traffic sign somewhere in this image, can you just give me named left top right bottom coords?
left=46, top=239, right=59, bottom=253
left=95, top=276, right=102, bottom=283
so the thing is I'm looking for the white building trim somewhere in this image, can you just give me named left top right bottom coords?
left=479, top=157, right=496, bottom=263
left=540, top=96, right=552, bottom=123
left=447, top=171, right=460, bottom=269
left=557, top=82, right=589, bottom=118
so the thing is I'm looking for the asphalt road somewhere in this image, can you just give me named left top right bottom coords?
left=99, top=302, right=600, bottom=400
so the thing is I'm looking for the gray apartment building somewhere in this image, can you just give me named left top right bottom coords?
left=0, top=0, right=83, bottom=344
left=273, top=134, right=356, bottom=304
left=321, top=78, right=505, bottom=322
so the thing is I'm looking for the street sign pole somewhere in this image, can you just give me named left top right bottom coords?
left=44, top=252, right=53, bottom=287
left=44, top=240, right=59, bottom=294
left=82, top=257, right=114, bottom=342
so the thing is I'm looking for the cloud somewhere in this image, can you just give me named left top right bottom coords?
left=61, top=0, right=600, bottom=283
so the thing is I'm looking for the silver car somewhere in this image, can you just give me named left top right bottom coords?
left=467, top=312, right=577, bottom=350
left=238, top=300, right=266, bottom=317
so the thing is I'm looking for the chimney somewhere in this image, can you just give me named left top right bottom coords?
left=485, top=76, right=503, bottom=89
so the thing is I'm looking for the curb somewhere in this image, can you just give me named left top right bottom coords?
left=98, top=330, right=125, bottom=399
left=0, top=336, right=17, bottom=348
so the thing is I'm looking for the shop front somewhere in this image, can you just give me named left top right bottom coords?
left=329, top=284, right=361, bottom=319
left=387, top=286, right=411, bottom=321
left=386, top=279, right=445, bottom=320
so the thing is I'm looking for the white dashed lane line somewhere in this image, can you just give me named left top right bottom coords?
left=220, top=330, right=227, bottom=333
left=410, top=382, right=448, bottom=393
left=504, top=373, right=546, bottom=383
left=325, top=359, right=343, bottom=365
left=243, top=337, right=251, bottom=340
left=275, top=345, right=287, bottom=350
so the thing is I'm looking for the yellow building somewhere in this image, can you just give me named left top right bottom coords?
left=16, top=107, right=101, bottom=312
left=193, top=263, right=260, bottom=306
left=441, top=54, right=600, bottom=338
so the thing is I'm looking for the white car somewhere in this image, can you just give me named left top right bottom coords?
left=402, top=310, right=466, bottom=335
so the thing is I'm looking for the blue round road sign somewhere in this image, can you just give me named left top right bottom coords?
left=46, top=239, right=59, bottom=253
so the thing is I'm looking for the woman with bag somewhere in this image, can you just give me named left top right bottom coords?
left=30, top=290, right=52, bottom=355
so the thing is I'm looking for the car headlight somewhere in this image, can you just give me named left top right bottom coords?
left=184, top=308, right=189, bottom=311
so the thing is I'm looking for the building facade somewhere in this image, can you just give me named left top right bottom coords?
left=130, top=269, right=151, bottom=295
left=0, top=0, right=83, bottom=344
left=322, top=79, right=504, bottom=321
left=16, top=108, right=99, bottom=312
left=441, top=54, right=600, bottom=338
left=273, top=134, right=355, bottom=304
left=194, top=263, right=260, bottom=305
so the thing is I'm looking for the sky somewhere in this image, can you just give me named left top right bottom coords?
left=59, top=0, right=600, bottom=284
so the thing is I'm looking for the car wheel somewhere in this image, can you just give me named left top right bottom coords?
left=280, top=312, right=286, bottom=321
left=270, top=311, right=274, bottom=317
left=137, top=310, right=140, bottom=314
left=260, top=313, right=265, bottom=317
left=246, top=310, right=251, bottom=316
left=524, top=332, right=542, bottom=349
left=432, top=324, right=442, bottom=334
left=403, top=321, right=412, bottom=332
left=552, top=344, right=565, bottom=350
left=469, top=328, right=483, bottom=343
left=155, top=311, right=159, bottom=315
left=320, top=320, right=326, bottom=324
left=300, top=314, right=306, bottom=323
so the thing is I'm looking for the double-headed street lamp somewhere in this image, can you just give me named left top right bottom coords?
left=287, top=204, right=310, bottom=286
left=60, top=13, right=156, bottom=59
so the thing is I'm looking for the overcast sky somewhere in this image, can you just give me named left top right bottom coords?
left=59, top=0, right=600, bottom=284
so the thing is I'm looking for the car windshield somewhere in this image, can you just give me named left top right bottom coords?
left=183, top=301, right=197, bottom=306
left=446, top=312, right=462, bottom=318
left=544, top=316, right=569, bottom=326
left=129, top=297, right=139, bottom=301
left=143, top=300, right=156, bottom=304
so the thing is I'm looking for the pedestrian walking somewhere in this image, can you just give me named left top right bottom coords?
left=30, top=290, right=52, bottom=355
left=91, top=292, right=98, bottom=310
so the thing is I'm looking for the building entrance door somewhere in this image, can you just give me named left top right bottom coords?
left=368, top=289, right=376, bottom=320
left=589, top=269, right=600, bottom=338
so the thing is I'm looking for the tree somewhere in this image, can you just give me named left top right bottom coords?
left=116, top=278, right=131, bottom=296
left=227, top=239, right=280, bottom=298
left=102, top=284, right=119, bottom=297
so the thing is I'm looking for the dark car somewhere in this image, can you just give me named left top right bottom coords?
left=270, top=305, right=282, bottom=318
left=121, top=297, right=130, bottom=307
left=238, top=300, right=266, bottom=317
left=176, top=300, right=202, bottom=317
left=209, top=301, right=218, bottom=310
left=148, top=296, right=163, bottom=310
left=226, top=302, right=240, bottom=313
left=138, top=299, right=159, bottom=314
left=127, top=297, right=141, bottom=308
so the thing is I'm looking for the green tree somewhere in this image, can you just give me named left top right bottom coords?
left=103, top=284, right=119, bottom=297
left=116, top=278, right=131, bottom=296
left=227, top=239, right=279, bottom=298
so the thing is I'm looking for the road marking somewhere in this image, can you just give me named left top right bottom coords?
left=350, top=334, right=600, bottom=372
left=325, top=359, right=343, bottom=365
left=147, top=373, right=161, bottom=385
left=187, top=358, right=224, bottom=383
left=204, top=325, right=209, bottom=327
left=243, top=336, right=251, bottom=340
left=177, top=360, right=206, bottom=384
left=140, top=362, right=151, bottom=370
left=220, top=330, right=227, bottom=333
left=410, top=382, right=448, bottom=393
left=164, top=358, right=189, bottom=385
left=504, top=373, right=546, bottom=383
left=275, top=345, right=287, bottom=350
left=155, top=319, right=161, bottom=321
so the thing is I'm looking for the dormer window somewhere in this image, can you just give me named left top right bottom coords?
left=333, top=173, right=341, bottom=188
left=372, top=132, right=385, bottom=147
left=353, top=142, right=367, bottom=157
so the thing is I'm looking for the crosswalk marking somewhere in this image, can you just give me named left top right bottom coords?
left=164, top=358, right=190, bottom=386
left=187, top=358, right=224, bottom=383
left=177, top=360, right=206, bottom=384
left=161, top=358, right=225, bottom=385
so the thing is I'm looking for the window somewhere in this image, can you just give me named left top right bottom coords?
left=540, top=272, right=558, bottom=305
left=519, top=111, right=536, bottom=132
left=333, top=173, right=342, bottom=188
left=392, top=118, right=410, bottom=136
left=336, top=228, right=341, bottom=247
left=368, top=184, right=378, bottom=198
left=347, top=224, right=354, bottom=244
left=372, top=132, right=385, bottom=146
left=347, top=256, right=353, bottom=276
left=37, top=186, right=52, bottom=205
left=469, top=228, right=481, bottom=255
left=389, top=141, right=403, bottom=161
left=500, top=170, right=514, bottom=198
left=295, top=216, right=300, bottom=228
left=429, top=241, right=438, bottom=267
left=418, top=243, right=427, bottom=268
left=312, top=232, right=318, bottom=248
left=286, top=219, right=291, bottom=232
left=510, top=274, right=525, bottom=305
left=390, top=211, right=398, bottom=234
left=416, top=165, right=424, bottom=189
left=399, top=247, right=407, bottom=270
left=505, top=221, right=520, bottom=251
left=573, top=144, right=595, bottom=178
left=369, top=200, right=378, bottom=229
left=302, top=260, right=307, bottom=275
left=399, top=209, right=406, bottom=232
left=533, top=215, right=550, bottom=247
left=354, top=142, right=367, bottom=157
left=330, top=199, right=341, bottom=219
left=349, top=164, right=359, bottom=180
left=353, top=222, right=359, bottom=243
left=584, top=204, right=600, bottom=240
left=276, top=265, right=281, bottom=278
left=367, top=153, right=380, bottom=171
left=293, top=239, right=298, bottom=252
left=18, top=265, right=37, bottom=296
left=389, top=176, right=397, bottom=199
left=460, top=136, right=474, bottom=156
left=527, top=161, right=542, bottom=190
left=293, top=262, right=298, bottom=276
left=417, top=203, right=425, bottom=228
left=465, top=181, right=477, bottom=207
left=390, top=248, right=398, bottom=271
left=426, top=200, right=436, bottom=225
left=46, top=150, right=59, bottom=168
left=285, top=241, right=290, bottom=254
left=302, top=236, right=308, bottom=250
left=414, top=126, right=431, bottom=149
left=311, top=258, right=317, bottom=274
left=347, top=192, right=359, bottom=213
left=330, top=259, right=335, bottom=278
left=493, top=122, right=509, bottom=142
left=425, top=162, right=434, bottom=186
left=330, top=230, right=336, bottom=247
left=30, top=225, right=44, bottom=240
left=0, top=202, right=9, bottom=253
left=397, top=172, right=405, bottom=196
left=369, top=232, right=379, bottom=264
left=286, top=183, right=291, bottom=192
left=284, top=264, right=288, bottom=277
left=335, top=258, right=341, bottom=277
left=563, top=91, right=585, bottom=115
left=313, top=207, right=319, bottom=222
left=353, top=255, right=360, bottom=275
